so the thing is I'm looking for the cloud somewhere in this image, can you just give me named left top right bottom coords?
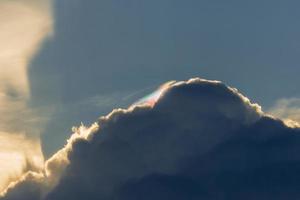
left=2, top=78, right=300, bottom=200
left=0, top=0, right=52, bottom=192
left=0, top=133, right=43, bottom=194
left=0, top=0, right=51, bottom=97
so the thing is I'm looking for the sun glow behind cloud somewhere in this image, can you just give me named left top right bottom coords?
left=268, top=98, right=300, bottom=128
left=0, top=0, right=52, bottom=192
left=0, top=132, right=44, bottom=192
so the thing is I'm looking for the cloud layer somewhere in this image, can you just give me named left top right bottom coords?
left=2, top=78, right=300, bottom=200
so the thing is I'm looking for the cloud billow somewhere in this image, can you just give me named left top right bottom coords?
left=2, top=78, right=300, bottom=200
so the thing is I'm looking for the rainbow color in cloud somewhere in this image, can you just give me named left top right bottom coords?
left=132, top=81, right=176, bottom=107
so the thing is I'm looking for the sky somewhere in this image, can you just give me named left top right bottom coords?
left=26, top=0, right=300, bottom=156
left=1, top=0, right=300, bottom=198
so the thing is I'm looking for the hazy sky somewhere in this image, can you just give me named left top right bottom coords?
left=27, top=0, right=300, bottom=156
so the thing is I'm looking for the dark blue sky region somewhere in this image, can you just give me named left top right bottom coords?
left=29, top=0, right=300, bottom=156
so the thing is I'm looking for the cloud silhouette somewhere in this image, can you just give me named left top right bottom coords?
left=2, top=78, right=300, bottom=200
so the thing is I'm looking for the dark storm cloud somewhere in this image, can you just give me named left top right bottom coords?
left=2, top=78, right=300, bottom=200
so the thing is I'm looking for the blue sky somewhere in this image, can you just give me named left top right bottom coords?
left=26, top=0, right=300, bottom=155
